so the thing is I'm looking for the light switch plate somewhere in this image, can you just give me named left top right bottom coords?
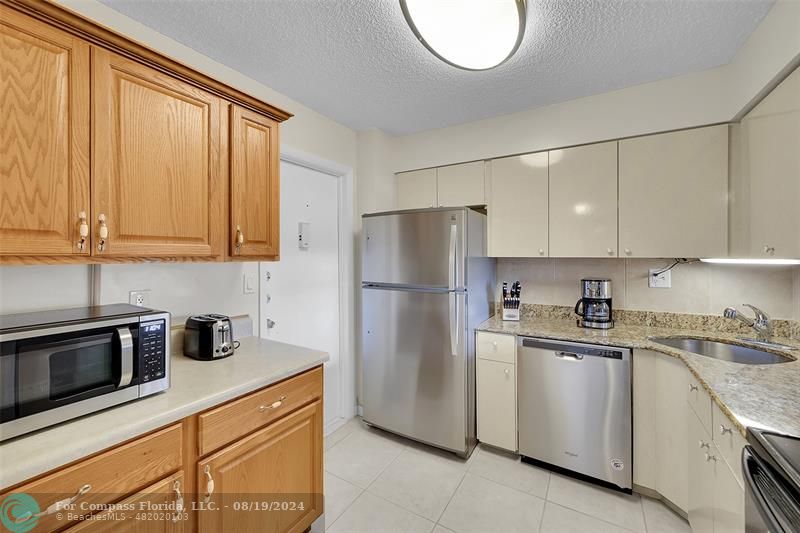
left=243, top=273, right=256, bottom=294
left=649, top=269, right=671, bottom=288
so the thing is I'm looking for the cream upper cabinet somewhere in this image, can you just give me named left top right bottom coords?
left=487, top=153, right=548, bottom=257
left=437, top=161, right=486, bottom=207
left=732, top=66, right=800, bottom=259
left=549, top=142, right=618, bottom=257
left=396, top=168, right=437, bottom=209
left=619, top=125, right=728, bottom=258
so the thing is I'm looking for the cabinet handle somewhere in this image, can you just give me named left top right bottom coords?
left=624, top=248, right=631, bottom=255
left=97, top=214, right=108, bottom=252
left=698, top=440, right=710, bottom=449
left=607, top=248, right=614, bottom=255
left=14, top=484, right=91, bottom=524
left=763, top=245, right=775, bottom=256
left=77, top=211, right=89, bottom=251
left=258, top=395, right=286, bottom=412
left=538, top=248, right=545, bottom=256
left=504, top=368, right=510, bottom=376
left=235, top=225, right=244, bottom=253
left=492, top=341, right=498, bottom=349
left=719, top=425, right=733, bottom=436
left=172, top=480, right=184, bottom=523
left=689, top=384, right=698, bottom=392
left=705, top=453, right=717, bottom=463
left=203, top=464, right=215, bottom=504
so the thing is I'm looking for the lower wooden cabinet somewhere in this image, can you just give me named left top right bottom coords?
left=65, top=472, right=186, bottom=533
left=197, top=400, right=323, bottom=533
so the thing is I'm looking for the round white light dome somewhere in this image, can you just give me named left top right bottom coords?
left=401, top=0, right=526, bottom=71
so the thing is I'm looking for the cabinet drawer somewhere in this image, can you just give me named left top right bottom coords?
left=198, top=366, right=323, bottom=455
left=712, top=401, right=747, bottom=485
left=65, top=472, right=186, bottom=532
left=686, top=372, right=712, bottom=433
left=5, top=424, right=182, bottom=532
left=476, top=332, right=516, bottom=364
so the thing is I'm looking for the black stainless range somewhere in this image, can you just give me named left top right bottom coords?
left=0, top=304, right=170, bottom=441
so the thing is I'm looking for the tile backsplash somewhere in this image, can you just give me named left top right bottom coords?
left=497, top=259, right=800, bottom=321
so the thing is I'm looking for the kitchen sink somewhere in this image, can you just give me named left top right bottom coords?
left=650, top=337, right=793, bottom=365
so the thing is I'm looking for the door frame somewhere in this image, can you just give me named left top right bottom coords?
left=273, top=145, right=356, bottom=434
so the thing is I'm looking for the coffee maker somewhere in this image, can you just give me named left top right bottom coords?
left=574, top=278, right=614, bottom=329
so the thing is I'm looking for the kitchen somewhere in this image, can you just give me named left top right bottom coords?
left=0, top=1, right=799, bottom=532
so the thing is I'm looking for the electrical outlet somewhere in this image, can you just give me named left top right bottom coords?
left=129, top=289, right=151, bottom=307
left=648, top=269, right=671, bottom=288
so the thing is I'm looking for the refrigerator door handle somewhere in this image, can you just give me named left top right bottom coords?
left=449, top=292, right=458, bottom=356
left=448, top=223, right=457, bottom=291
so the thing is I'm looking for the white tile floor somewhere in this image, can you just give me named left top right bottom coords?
left=317, top=417, right=691, bottom=533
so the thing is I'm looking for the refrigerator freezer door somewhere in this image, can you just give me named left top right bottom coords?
left=362, top=286, right=468, bottom=453
left=362, top=209, right=465, bottom=288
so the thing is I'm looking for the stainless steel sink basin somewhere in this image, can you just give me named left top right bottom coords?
left=651, top=337, right=793, bottom=365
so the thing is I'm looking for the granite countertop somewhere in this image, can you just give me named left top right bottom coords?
left=0, top=336, right=329, bottom=489
left=478, top=316, right=800, bottom=439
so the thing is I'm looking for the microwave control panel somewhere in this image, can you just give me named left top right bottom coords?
left=140, top=319, right=166, bottom=382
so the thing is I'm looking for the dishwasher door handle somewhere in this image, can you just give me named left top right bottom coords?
left=555, top=351, right=584, bottom=361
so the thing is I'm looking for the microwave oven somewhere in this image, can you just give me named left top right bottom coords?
left=0, top=304, right=170, bottom=441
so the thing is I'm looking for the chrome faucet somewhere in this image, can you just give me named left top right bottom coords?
left=723, top=304, right=773, bottom=342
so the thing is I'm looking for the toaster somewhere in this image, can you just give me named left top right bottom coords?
left=184, top=314, right=236, bottom=360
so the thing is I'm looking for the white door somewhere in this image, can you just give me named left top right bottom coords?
left=260, top=161, right=341, bottom=428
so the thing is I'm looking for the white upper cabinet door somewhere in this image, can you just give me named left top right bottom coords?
left=549, top=142, right=618, bottom=257
left=396, top=168, right=437, bottom=210
left=740, top=67, right=800, bottom=259
left=619, top=125, right=728, bottom=258
left=437, top=161, right=486, bottom=207
left=487, top=153, right=548, bottom=257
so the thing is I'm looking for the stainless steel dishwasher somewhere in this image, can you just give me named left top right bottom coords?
left=518, top=337, right=632, bottom=492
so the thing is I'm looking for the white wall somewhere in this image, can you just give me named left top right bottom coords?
left=0, top=0, right=358, bottom=329
left=498, top=259, right=800, bottom=320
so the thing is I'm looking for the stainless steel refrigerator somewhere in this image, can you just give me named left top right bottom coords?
left=361, top=207, right=495, bottom=457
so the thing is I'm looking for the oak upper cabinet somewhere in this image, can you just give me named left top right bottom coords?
left=230, top=105, right=280, bottom=258
left=549, top=142, right=618, bottom=257
left=732, top=66, right=800, bottom=259
left=396, top=168, right=437, bottom=209
left=619, top=125, right=728, bottom=258
left=92, top=48, right=225, bottom=258
left=198, top=401, right=323, bottom=533
left=437, top=161, right=486, bottom=207
left=487, top=153, right=549, bottom=257
left=0, top=7, right=90, bottom=256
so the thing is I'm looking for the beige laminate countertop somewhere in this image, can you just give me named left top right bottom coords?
left=0, top=336, right=329, bottom=489
left=477, top=316, right=800, bottom=439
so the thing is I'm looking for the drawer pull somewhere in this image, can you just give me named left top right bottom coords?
left=172, top=480, right=184, bottom=522
left=258, top=396, right=286, bottom=412
left=705, top=453, right=717, bottom=463
left=698, top=440, right=710, bottom=449
left=720, top=425, right=733, bottom=436
left=15, top=484, right=92, bottom=524
left=689, top=384, right=698, bottom=392
left=203, top=465, right=215, bottom=504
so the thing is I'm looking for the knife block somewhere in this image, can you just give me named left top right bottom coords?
left=502, top=307, right=520, bottom=321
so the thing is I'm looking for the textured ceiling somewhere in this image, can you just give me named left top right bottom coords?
left=99, top=0, right=774, bottom=135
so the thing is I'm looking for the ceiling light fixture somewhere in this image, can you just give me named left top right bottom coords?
left=400, top=0, right=527, bottom=71
left=699, top=258, right=800, bottom=265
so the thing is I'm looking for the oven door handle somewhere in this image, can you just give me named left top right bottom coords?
left=117, top=326, right=134, bottom=388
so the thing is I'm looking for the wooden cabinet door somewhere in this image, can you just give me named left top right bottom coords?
left=549, top=142, right=618, bottom=257
left=92, top=48, right=224, bottom=258
left=437, top=161, right=485, bottom=207
left=488, top=153, right=548, bottom=257
left=688, top=410, right=715, bottom=533
left=230, top=105, right=279, bottom=258
left=0, top=7, right=90, bottom=257
left=197, top=401, right=323, bottom=533
left=619, top=125, right=728, bottom=258
left=65, top=472, right=186, bottom=533
left=476, top=358, right=516, bottom=452
left=396, top=168, right=437, bottom=209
